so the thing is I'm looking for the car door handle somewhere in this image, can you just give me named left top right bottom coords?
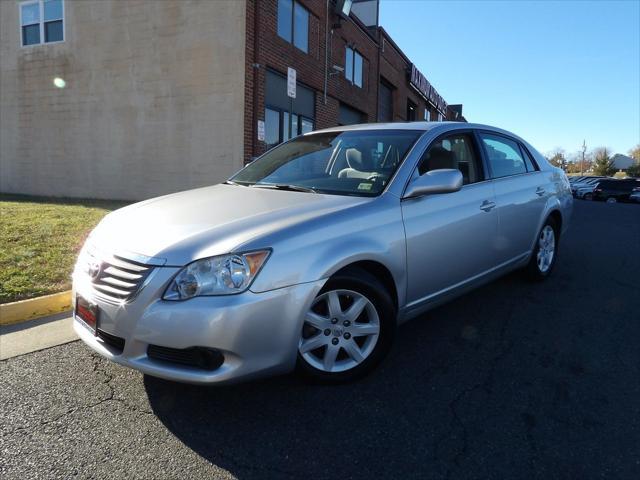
left=479, top=200, right=496, bottom=212
left=535, top=187, right=546, bottom=196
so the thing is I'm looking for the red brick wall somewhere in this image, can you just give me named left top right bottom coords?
left=244, top=0, right=459, bottom=163
left=244, top=0, right=381, bottom=162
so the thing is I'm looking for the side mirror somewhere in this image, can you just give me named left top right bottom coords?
left=403, top=169, right=463, bottom=199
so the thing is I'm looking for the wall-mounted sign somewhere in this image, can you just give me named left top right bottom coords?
left=409, top=63, right=447, bottom=115
left=287, top=67, right=296, bottom=98
left=409, top=64, right=431, bottom=101
left=257, top=120, right=265, bottom=141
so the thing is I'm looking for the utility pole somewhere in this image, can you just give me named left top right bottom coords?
left=581, top=140, right=587, bottom=175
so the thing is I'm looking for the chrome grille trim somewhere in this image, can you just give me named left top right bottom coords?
left=92, top=255, right=154, bottom=302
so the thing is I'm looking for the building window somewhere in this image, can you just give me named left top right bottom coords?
left=264, top=70, right=315, bottom=147
left=277, top=0, right=309, bottom=53
left=378, top=80, right=393, bottom=122
left=265, top=108, right=281, bottom=147
left=406, top=100, right=417, bottom=121
left=345, top=47, right=363, bottom=88
left=21, top=0, right=64, bottom=46
left=338, top=103, right=366, bottom=126
left=264, top=108, right=314, bottom=148
left=424, top=109, right=430, bottom=121
left=437, top=112, right=443, bottom=122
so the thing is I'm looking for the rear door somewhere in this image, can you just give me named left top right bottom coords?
left=401, top=131, right=499, bottom=306
left=477, top=132, right=549, bottom=263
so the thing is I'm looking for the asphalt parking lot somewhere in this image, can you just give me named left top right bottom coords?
left=1, top=200, right=639, bottom=480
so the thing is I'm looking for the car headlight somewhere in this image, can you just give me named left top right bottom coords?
left=163, top=250, right=271, bottom=300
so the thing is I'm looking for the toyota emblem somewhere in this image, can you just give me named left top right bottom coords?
left=87, top=260, right=101, bottom=280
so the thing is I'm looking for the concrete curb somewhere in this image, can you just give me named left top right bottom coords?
left=0, top=291, right=72, bottom=326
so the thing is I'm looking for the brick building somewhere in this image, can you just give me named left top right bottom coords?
left=0, top=0, right=464, bottom=201
left=245, top=0, right=463, bottom=162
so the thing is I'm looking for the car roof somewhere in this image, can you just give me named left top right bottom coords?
left=314, top=121, right=519, bottom=134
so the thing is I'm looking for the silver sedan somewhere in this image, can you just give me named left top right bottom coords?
left=72, top=122, right=572, bottom=384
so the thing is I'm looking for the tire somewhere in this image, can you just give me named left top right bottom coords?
left=606, top=197, right=617, bottom=204
left=584, top=193, right=593, bottom=201
left=525, top=216, right=559, bottom=281
left=296, top=267, right=396, bottom=383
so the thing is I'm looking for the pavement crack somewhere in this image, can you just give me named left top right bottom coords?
left=444, top=302, right=516, bottom=479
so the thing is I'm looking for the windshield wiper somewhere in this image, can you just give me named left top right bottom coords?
left=253, top=183, right=317, bottom=193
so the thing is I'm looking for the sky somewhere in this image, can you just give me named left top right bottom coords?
left=379, top=0, right=640, bottom=158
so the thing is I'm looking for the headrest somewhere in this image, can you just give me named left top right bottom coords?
left=428, top=146, right=455, bottom=170
left=346, top=148, right=364, bottom=170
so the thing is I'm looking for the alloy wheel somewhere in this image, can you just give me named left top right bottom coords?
left=536, top=225, right=556, bottom=273
left=299, top=289, right=380, bottom=373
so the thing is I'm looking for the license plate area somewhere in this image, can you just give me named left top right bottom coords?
left=75, top=294, right=99, bottom=335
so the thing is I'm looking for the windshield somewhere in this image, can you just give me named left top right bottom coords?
left=231, top=129, right=422, bottom=196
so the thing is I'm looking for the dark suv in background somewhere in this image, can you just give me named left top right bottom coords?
left=592, top=179, right=640, bottom=203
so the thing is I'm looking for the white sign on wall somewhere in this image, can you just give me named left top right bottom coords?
left=287, top=67, right=296, bottom=98
left=257, top=120, right=265, bottom=141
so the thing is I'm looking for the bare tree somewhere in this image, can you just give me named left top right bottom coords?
left=546, top=148, right=568, bottom=170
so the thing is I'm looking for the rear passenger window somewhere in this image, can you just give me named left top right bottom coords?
left=520, top=145, right=539, bottom=172
left=479, top=133, right=527, bottom=178
left=418, top=134, right=482, bottom=185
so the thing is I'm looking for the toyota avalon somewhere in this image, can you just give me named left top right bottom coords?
left=73, top=122, right=572, bottom=384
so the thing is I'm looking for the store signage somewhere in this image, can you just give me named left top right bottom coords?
left=409, top=64, right=431, bottom=101
left=287, top=67, right=296, bottom=98
left=410, top=63, right=447, bottom=114
left=257, top=120, right=265, bottom=141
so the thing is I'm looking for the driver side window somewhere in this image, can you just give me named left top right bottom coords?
left=417, top=134, right=482, bottom=185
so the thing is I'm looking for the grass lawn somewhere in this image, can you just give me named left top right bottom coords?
left=0, top=194, right=129, bottom=304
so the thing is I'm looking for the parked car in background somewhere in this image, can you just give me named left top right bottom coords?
left=72, top=122, right=572, bottom=385
left=592, top=179, right=640, bottom=203
left=628, top=186, right=640, bottom=203
left=571, top=176, right=607, bottom=197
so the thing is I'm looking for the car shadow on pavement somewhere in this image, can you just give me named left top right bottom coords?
left=143, top=271, right=541, bottom=479
left=143, top=255, right=638, bottom=480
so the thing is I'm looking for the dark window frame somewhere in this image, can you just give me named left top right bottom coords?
left=264, top=104, right=314, bottom=147
left=475, top=130, right=537, bottom=180
left=415, top=130, right=487, bottom=186
left=277, top=0, right=309, bottom=53
left=518, top=143, right=540, bottom=172
left=406, top=99, right=417, bottom=122
left=344, top=46, right=364, bottom=88
left=20, top=0, right=65, bottom=47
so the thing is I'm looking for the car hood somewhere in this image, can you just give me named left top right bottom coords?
left=89, top=184, right=370, bottom=265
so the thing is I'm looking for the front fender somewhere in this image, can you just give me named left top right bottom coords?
left=247, top=195, right=407, bottom=305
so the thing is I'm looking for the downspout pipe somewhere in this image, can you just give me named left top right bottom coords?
left=323, top=0, right=329, bottom=105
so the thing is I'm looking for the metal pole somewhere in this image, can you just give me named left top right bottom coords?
left=289, top=97, right=293, bottom=141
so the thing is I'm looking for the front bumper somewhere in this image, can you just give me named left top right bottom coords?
left=73, top=268, right=325, bottom=384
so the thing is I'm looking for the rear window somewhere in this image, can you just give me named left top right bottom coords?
left=479, top=133, right=528, bottom=178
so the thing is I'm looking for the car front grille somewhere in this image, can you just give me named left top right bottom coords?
left=92, top=255, right=153, bottom=302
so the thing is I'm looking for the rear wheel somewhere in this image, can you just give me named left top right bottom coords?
left=297, top=268, right=395, bottom=383
left=606, top=197, right=617, bottom=204
left=526, top=216, right=559, bottom=280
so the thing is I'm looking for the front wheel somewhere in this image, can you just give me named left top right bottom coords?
left=525, top=217, right=559, bottom=280
left=296, top=268, right=395, bottom=383
left=606, top=197, right=618, bottom=204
